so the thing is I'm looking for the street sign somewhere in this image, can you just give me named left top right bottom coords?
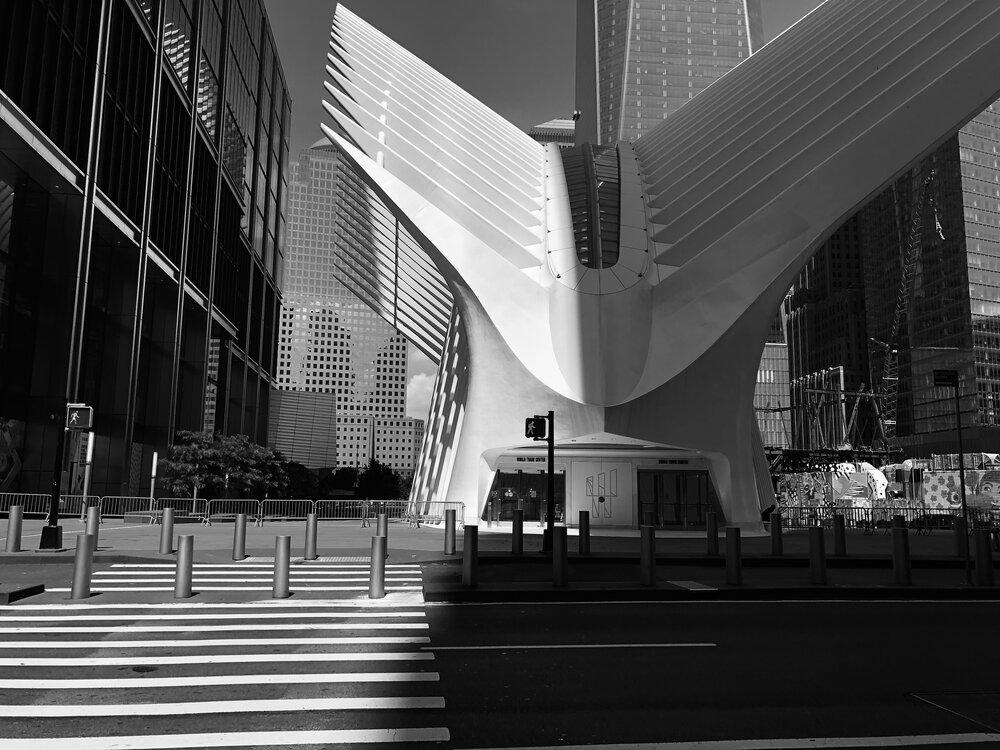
left=934, top=369, right=959, bottom=387
left=525, top=415, right=547, bottom=441
left=66, top=403, right=94, bottom=431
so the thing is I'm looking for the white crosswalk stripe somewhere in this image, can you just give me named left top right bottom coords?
left=0, top=596, right=448, bottom=747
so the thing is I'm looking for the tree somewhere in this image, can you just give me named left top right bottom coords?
left=356, top=460, right=400, bottom=499
left=159, top=431, right=219, bottom=499
left=317, top=466, right=357, bottom=499
left=159, top=431, right=288, bottom=499
left=283, top=460, right=317, bottom=499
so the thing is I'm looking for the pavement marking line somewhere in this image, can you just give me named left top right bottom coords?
left=0, top=695, right=446, bottom=717
left=0, top=598, right=425, bottom=610
left=86, top=577, right=424, bottom=584
left=455, top=734, right=1000, bottom=749
left=423, top=643, right=716, bottom=651
left=96, top=569, right=421, bottom=575
left=667, top=581, right=719, bottom=591
left=0, top=652, right=435, bottom=666
left=0, top=611, right=427, bottom=622
left=0, top=526, right=130, bottom=543
left=0, top=672, right=440, bottom=689
left=45, top=585, right=423, bottom=592
left=0, top=728, right=451, bottom=749
left=423, top=599, right=1000, bottom=608
left=109, top=563, right=421, bottom=569
left=0, top=635, right=430, bottom=648
left=0, top=622, right=430, bottom=633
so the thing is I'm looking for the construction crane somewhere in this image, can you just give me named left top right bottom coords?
left=872, top=164, right=939, bottom=449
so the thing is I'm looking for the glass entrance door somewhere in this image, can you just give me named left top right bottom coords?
left=636, top=470, right=718, bottom=529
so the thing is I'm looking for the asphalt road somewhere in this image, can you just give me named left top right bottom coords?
left=425, top=600, right=1000, bottom=749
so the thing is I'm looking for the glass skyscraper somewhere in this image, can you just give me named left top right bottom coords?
left=0, top=0, right=288, bottom=496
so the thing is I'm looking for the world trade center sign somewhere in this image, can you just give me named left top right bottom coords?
left=321, top=1, right=1000, bottom=527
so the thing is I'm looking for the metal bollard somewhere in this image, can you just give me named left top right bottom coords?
left=159, top=507, right=174, bottom=555
left=462, top=525, right=478, bottom=587
left=640, top=525, right=656, bottom=586
left=232, top=513, right=247, bottom=561
left=444, top=509, right=456, bottom=555
left=174, top=535, right=194, bottom=599
left=955, top=517, right=970, bottom=559
left=369, top=535, right=386, bottom=598
left=833, top=514, right=847, bottom=557
left=643, top=509, right=655, bottom=527
left=552, top=526, right=568, bottom=586
left=4, top=505, right=22, bottom=553
left=377, top=513, right=388, bottom=540
left=273, top=535, right=291, bottom=599
left=70, top=534, right=95, bottom=599
left=809, top=526, right=827, bottom=585
left=304, top=513, right=318, bottom=561
left=975, top=530, right=995, bottom=587
left=892, top=514, right=905, bottom=529
left=892, top=526, right=911, bottom=586
left=726, top=527, right=742, bottom=586
left=706, top=511, right=719, bottom=556
left=579, top=511, right=590, bottom=555
left=770, top=513, right=783, bottom=556
left=86, top=505, right=100, bottom=550
left=512, top=509, right=523, bottom=555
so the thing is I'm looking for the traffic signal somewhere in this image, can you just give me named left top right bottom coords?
left=525, top=415, right=547, bottom=440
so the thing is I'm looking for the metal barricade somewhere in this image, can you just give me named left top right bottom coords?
left=260, top=499, right=316, bottom=522
left=63, top=494, right=96, bottom=519
left=405, top=501, right=466, bottom=528
left=99, top=496, right=154, bottom=518
left=203, top=499, right=262, bottom=526
left=314, top=499, right=408, bottom=521
left=0, top=493, right=51, bottom=518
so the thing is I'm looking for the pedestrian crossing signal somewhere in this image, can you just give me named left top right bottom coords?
left=525, top=416, right=547, bottom=440
left=66, top=403, right=93, bottom=430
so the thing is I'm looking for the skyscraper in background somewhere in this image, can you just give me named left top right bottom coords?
left=271, top=145, right=424, bottom=475
left=528, top=118, right=577, bottom=148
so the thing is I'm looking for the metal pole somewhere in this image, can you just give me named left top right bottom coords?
left=462, top=525, right=478, bottom=587
left=974, top=529, right=994, bottom=587
left=955, top=516, right=969, bottom=559
left=81, top=431, right=94, bottom=521
left=553, top=526, right=568, bottom=586
left=809, top=526, right=827, bottom=585
left=149, top=451, right=158, bottom=512
left=85, top=505, right=100, bottom=550
left=41, top=422, right=68, bottom=550
left=273, top=535, right=291, bottom=599
left=640, top=525, right=656, bottom=586
left=174, top=535, right=193, bottom=598
left=706, top=511, right=719, bottom=556
left=444, top=508, right=456, bottom=555
left=833, top=514, right=846, bottom=556
left=369, top=535, right=386, bottom=598
left=892, top=526, right=911, bottom=585
left=377, top=512, right=388, bottom=541
left=544, top=409, right=555, bottom=552
left=304, top=513, right=318, bottom=561
left=726, top=527, right=742, bottom=586
left=159, top=507, right=174, bottom=555
left=512, top=508, right=523, bottom=555
left=4, top=506, right=22, bottom=553
left=770, top=513, right=783, bottom=556
left=70, top=533, right=95, bottom=599
left=579, top=510, right=590, bottom=555
left=232, top=513, right=247, bottom=561
left=955, top=383, right=971, bottom=585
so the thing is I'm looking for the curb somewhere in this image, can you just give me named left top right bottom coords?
left=0, top=583, right=45, bottom=604
left=420, top=554, right=992, bottom=569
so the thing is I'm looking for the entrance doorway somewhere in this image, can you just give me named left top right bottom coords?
left=636, top=470, right=721, bottom=529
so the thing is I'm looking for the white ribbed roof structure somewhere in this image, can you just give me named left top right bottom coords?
left=322, top=1, right=1000, bottom=526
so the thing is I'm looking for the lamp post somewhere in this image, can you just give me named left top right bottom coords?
left=149, top=451, right=158, bottom=512
left=934, top=367, right=971, bottom=584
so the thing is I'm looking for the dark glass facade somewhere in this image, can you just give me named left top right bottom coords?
left=0, top=0, right=289, bottom=496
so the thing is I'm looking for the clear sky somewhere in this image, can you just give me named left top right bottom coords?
left=262, top=0, right=825, bottom=419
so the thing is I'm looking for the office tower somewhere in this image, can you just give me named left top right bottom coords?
left=271, top=144, right=424, bottom=474
left=0, top=0, right=288, bottom=495
left=754, top=313, right=790, bottom=449
left=528, top=119, right=577, bottom=148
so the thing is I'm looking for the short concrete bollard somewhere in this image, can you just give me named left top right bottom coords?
left=770, top=513, right=783, bottom=556
left=955, top=517, right=970, bottom=559
left=273, top=535, right=291, bottom=599
left=726, top=527, right=742, bottom=586
left=512, top=509, right=523, bottom=555
left=159, top=507, right=174, bottom=555
left=462, top=525, right=478, bottom=587
left=174, top=535, right=194, bottom=599
left=369, top=535, right=387, bottom=598
left=444, top=509, right=456, bottom=555
left=706, top=511, right=719, bottom=556
left=809, top=526, right=827, bottom=585
left=833, top=514, right=847, bottom=557
left=640, top=525, right=656, bottom=587
left=232, top=513, right=247, bottom=561
left=4, top=505, right=23, bottom=553
left=70, top=534, right=95, bottom=600
left=553, top=526, right=568, bottom=586
left=304, top=513, right=318, bottom=561
left=579, top=511, right=590, bottom=556
left=974, top=529, right=995, bottom=587
left=86, top=505, right=100, bottom=550
left=892, top=526, right=911, bottom=586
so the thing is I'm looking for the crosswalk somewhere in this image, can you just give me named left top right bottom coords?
left=46, top=561, right=424, bottom=594
left=0, top=597, right=449, bottom=748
